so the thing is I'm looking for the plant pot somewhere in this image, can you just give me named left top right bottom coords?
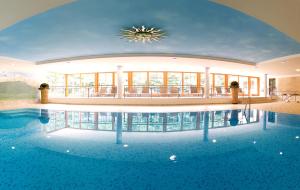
left=40, top=89, right=49, bottom=104
left=231, top=88, right=239, bottom=104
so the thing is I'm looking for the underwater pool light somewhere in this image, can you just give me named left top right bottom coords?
left=169, top=155, right=176, bottom=161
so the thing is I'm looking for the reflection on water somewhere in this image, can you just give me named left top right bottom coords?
left=42, top=109, right=260, bottom=133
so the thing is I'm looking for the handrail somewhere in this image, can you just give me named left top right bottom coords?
left=48, top=85, right=256, bottom=99
left=243, top=96, right=251, bottom=123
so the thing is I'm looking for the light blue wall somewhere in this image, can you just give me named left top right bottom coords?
left=0, top=0, right=300, bottom=63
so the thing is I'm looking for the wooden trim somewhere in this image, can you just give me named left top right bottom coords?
left=163, top=72, right=168, bottom=87
left=112, top=72, right=115, bottom=87
left=248, top=76, right=251, bottom=96
left=257, top=77, right=260, bottom=96
left=95, top=73, right=99, bottom=93
left=224, top=74, right=228, bottom=95
left=65, top=74, right=68, bottom=97
left=212, top=73, right=215, bottom=95
left=128, top=72, right=133, bottom=90
left=197, top=73, right=201, bottom=93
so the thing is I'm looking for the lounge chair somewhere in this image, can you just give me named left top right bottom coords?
left=141, top=86, right=150, bottom=97
left=98, top=87, right=107, bottom=97
left=160, top=86, right=168, bottom=97
left=169, top=86, right=179, bottom=97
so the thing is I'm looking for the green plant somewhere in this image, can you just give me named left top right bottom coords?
left=38, top=83, right=49, bottom=90
left=230, top=81, right=239, bottom=88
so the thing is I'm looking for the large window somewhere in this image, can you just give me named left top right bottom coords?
left=183, top=73, right=197, bottom=94
left=239, top=76, right=248, bottom=94
left=228, top=75, right=239, bottom=86
left=214, top=74, right=225, bottom=87
left=149, top=72, right=164, bottom=86
left=81, top=73, right=95, bottom=97
left=52, top=71, right=261, bottom=97
left=68, top=74, right=81, bottom=97
left=47, top=73, right=65, bottom=97
left=99, top=73, right=114, bottom=86
left=168, top=72, right=182, bottom=94
left=149, top=72, right=164, bottom=94
left=214, top=74, right=225, bottom=95
left=250, top=77, right=259, bottom=95
left=132, top=72, right=148, bottom=86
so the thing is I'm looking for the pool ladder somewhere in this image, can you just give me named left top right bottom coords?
left=243, top=97, right=251, bottom=123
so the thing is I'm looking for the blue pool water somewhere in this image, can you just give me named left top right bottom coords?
left=0, top=108, right=300, bottom=190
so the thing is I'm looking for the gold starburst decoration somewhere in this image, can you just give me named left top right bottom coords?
left=121, top=25, right=165, bottom=43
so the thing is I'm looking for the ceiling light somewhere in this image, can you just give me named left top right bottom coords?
left=296, top=69, right=300, bottom=72
left=121, top=25, right=165, bottom=43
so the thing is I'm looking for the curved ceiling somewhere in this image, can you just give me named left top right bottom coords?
left=0, top=0, right=300, bottom=63
left=0, top=0, right=73, bottom=30
left=214, top=0, right=300, bottom=43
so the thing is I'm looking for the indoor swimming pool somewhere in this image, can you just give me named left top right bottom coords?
left=0, top=108, right=299, bottom=189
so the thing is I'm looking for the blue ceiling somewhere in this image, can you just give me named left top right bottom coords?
left=0, top=0, right=300, bottom=63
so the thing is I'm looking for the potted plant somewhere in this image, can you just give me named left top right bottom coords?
left=230, top=81, right=239, bottom=104
left=38, top=83, right=49, bottom=104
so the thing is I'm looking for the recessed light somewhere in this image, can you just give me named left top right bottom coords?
left=296, top=69, right=300, bottom=72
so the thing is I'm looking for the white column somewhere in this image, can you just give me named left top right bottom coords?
left=264, top=74, right=268, bottom=97
left=117, top=65, right=124, bottom=99
left=205, top=67, right=210, bottom=99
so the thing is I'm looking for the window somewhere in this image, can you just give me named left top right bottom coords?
left=47, top=73, right=65, bottom=97
left=99, top=73, right=114, bottom=86
left=214, top=74, right=225, bottom=87
left=168, top=72, right=182, bottom=93
left=250, top=77, right=259, bottom=96
left=228, top=75, right=239, bottom=86
left=149, top=72, right=163, bottom=86
left=81, top=73, right=95, bottom=97
left=183, top=73, right=197, bottom=94
left=132, top=72, right=148, bottom=86
left=68, top=74, right=81, bottom=97
left=81, top=74, right=95, bottom=87
left=149, top=72, right=164, bottom=94
left=239, top=76, right=248, bottom=95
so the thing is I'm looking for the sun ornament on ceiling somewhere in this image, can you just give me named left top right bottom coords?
left=121, top=25, right=165, bottom=43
